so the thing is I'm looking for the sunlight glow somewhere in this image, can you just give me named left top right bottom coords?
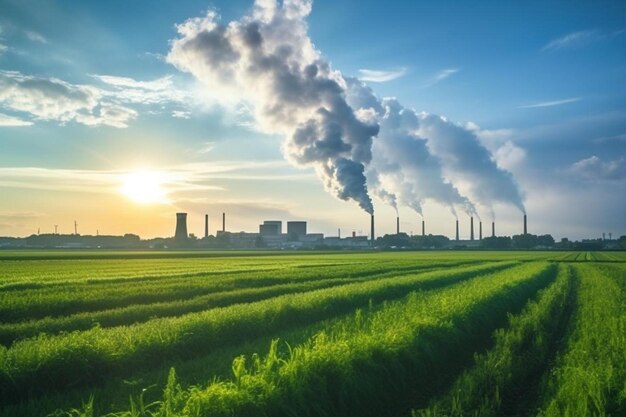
left=120, top=170, right=169, bottom=204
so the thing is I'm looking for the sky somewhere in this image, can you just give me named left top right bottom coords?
left=0, top=0, right=625, bottom=240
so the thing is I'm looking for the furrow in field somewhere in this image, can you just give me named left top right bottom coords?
left=413, top=263, right=576, bottom=417
left=535, top=263, right=626, bottom=417
left=79, top=262, right=556, bottom=417
left=0, top=259, right=480, bottom=324
left=0, top=261, right=517, bottom=405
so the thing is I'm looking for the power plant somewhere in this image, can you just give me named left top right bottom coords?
left=168, top=209, right=536, bottom=249
left=174, top=213, right=188, bottom=241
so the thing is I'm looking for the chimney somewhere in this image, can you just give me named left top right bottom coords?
left=222, top=212, right=226, bottom=232
left=479, top=221, right=482, bottom=240
left=338, top=228, right=341, bottom=239
left=523, top=214, right=527, bottom=235
left=396, top=216, right=400, bottom=235
left=371, top=214, right=375, bottom=243
left=352, top=231, right=356, bottom=238
left=174, top=213, right=188, bottom=241
left=422, top=220, right=425, bottom=237
left=470, top=217, right=474, bottom=241
left=492, top=221, right=495, bottom=237
left=455, top=220, right=459, bottom=241
left=204, top=214, right=209, bottom=238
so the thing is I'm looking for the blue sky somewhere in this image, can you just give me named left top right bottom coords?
left=0, top=0, right=624, bottom=239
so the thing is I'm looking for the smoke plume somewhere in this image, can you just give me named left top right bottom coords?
left=168, top=0, right=526, bottom=218
left=167, top=0, right=378, bottom=213
left=345, top=79, right=475, bottom=218
left=418, top=115, right=526, bottom=214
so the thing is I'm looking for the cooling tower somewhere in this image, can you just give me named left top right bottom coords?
left=174, top=213, right=188, bottom=241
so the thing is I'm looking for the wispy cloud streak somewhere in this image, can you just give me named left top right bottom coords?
left=358, top=67, right=407, bottom=82
left=520, top=97, right=581, bottom=108
left=423, top=68, right=458, bottom=87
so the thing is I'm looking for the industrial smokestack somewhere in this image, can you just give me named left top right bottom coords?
left=470, top=217, right=474, bottom=241
left=479, top=221, right=482, bottom=240
left=204, top=214, right=208, bottom=239
left=352, top=231, right=356, bottom=238
left=175, top=213, right=188, bottom=241
left=371, top=214, right=375, bottom=243
left=338, top=228, right=341, bottom=239
left=222, top=212, right=226, bottom=232
left=523, top=214, right=527, bottom=235
left=455, top=220, right=459, bottom=241
left=422, top=220, right=425, bottom=237
left=492, top=221, right=495, bottom=237
left=397, top=216, right=400, bottom=235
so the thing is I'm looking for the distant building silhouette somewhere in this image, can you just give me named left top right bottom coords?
left=174, top=213, right=188, bottom=241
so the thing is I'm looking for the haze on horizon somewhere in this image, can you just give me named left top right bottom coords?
left=0, top=0, right=625, bottom=241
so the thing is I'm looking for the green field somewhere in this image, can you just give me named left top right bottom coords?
left=0, top=250, right=624, bottom=417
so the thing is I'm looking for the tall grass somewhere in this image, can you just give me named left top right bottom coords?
left=414, top=263, right=576, bottom=417
left=536, top=263, right=626, bottom=416
left=80, top=262, right=555, bottom=417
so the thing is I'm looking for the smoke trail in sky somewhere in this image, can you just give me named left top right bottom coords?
left=168, top=0, right=377, bottom=213
left=168, top=0, right=525, bottom=218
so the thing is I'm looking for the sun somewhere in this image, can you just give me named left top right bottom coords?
left=120, top=170, right=168, bottom=204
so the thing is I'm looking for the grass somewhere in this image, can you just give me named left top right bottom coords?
left=0, top=250, right=623, bottom=417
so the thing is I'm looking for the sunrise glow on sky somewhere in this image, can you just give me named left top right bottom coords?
left=1, top=0, right=625, bottom=240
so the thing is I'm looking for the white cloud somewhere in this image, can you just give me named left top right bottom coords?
left=543, top=29, right=607, bottom=51
left=358, top=67, right=407, bottom=83
left=0, top=70, right=137, bottom=128
left=0, top=112, right=33, bottom=127
left=172, top=110, right=191, bottom=119
left=0, top=43, right=7, bottom=54
left=423, top=68, right=458, bottom=87
left=567, top=155, right=626, bottom=181
left=520, top=97, right=581, bottom=109
left=92, top=74, right=173, bottom=91
left=91, top=74, right=190, bottom=106
left=25, top=31, right=47, bottom=44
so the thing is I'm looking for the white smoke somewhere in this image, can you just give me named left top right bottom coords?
left=167, top=0, right=378, bottom=213
left=167, top=0, right=526, bottom=218
left=345, top=79, right=475, bottom=219
left=417, top=115, right=526, bottom=214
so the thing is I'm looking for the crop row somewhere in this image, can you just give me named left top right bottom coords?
left=0, top=260, right=479, bottom=345
left=536, top=263, right=625, bottom=416
left=0, top=258, right=480, bottom=323
left=0, top=261, right=517, bottom=404
left=77, top=262, right=555, bottom=417
left=415, top=263, right=576, bottom=416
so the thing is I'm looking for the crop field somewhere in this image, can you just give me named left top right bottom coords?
left=0, top=250, right=624, bottom=417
